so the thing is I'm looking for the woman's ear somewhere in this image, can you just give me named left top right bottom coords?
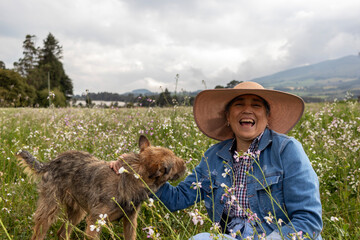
left=225, top=111, right=230, bottom=127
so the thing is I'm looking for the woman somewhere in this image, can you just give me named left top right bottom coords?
left=111, top=81, right=323, bottom=239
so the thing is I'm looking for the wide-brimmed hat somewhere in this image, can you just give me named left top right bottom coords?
left=193, top=81, right=305, bottom=141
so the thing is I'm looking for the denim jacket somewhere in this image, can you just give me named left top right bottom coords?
left=156, top=128, right=323, bottom=239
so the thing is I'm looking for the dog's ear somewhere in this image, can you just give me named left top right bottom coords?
left=139, top=135, right=151, bottom=152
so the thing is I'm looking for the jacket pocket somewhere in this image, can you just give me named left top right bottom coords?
left=200, top=176, right=218, bottom=209
left=254, top=173, right=284, bottom=214
left=255, top=175, right=281, bottom=191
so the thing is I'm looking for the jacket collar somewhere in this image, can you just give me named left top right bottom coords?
left=216, top=128, right=273, bottom=162
left=216, top=139, right=234, bottom=162
left=258, top=128, right=273, bottom=151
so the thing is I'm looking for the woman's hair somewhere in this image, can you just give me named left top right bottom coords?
left=225, top=95, right=271, bottom=116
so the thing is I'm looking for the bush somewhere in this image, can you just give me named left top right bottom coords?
left=37, top=88, right=67, bottom=107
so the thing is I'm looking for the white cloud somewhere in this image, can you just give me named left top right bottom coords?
left=1, top=0, right=360, bottom=94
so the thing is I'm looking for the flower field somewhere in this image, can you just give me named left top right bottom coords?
left=0, top=101, right=359, bottom=239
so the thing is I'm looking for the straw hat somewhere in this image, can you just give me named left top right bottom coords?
left=193, top=81, right=305, bottom=141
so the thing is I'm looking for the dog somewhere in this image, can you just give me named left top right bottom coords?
left=16, top=135, right=186, bottom=240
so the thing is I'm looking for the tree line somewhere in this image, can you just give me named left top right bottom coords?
left=0, top=34, right=73, bottom=107
left=78, top=88, right=198, bottom=108
left=78, top=81, right=243, bottom=108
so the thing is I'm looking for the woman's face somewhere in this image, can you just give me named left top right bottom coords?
left=226, top=94, right=269, bottom=145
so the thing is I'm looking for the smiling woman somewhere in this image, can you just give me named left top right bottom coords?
left=154, top=81, right=323, bottom=240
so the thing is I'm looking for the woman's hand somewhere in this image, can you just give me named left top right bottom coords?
left=109, top=160, right=122, bottom=174
left=109, top=154, right=131, bottom=174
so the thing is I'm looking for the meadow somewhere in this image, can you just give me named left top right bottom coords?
left=0, top=100, right=359, bottom=239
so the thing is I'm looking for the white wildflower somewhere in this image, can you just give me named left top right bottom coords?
left=90, top=225, right=100, bottom=232
left=148, top=198, right=154, bottom=207
left=118, top=167, right=128, bottom=174
left=191, top=181, right=202, bottom=189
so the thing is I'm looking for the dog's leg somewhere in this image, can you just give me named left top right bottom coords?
left=57, top=202, right=87, bottom=239
left=123, top=205, right=140, bottom=240
left=84, top=214, right=101, bottom=240
left=31, top=195, right=60, bottom=240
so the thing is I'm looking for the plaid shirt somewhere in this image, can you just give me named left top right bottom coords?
left=224, top=133, right=263, bottom=218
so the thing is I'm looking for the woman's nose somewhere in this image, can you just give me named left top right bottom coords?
left=241, top=104, right=253, bottom=113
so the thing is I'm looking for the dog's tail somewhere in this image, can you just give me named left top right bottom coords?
left=16, top=150, right=45, bottom=180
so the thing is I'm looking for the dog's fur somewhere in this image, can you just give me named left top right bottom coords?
left=16, top=135, right=186, bottom=240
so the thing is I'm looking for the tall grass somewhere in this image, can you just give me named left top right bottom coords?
left=0, top=101, right=359, bottom=239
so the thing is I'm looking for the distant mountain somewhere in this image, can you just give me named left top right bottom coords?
left=251, top=55, right=360, bottom=100
left=76, top=55, right=360, bottom=102
left=130, top=89, right=155, bottom=95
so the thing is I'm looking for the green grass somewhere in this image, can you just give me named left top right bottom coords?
left=0, top=102, right=359, bottom=239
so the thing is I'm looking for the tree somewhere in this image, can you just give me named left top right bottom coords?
left=0, top=69, right=36, bottom=107
left=226, top=80, right=242, bottom=88
left=214, top=80, right=243, bottom=89
left=0, top=61, right=5, bottom=69
left=37, top=33, right=73, bottom=104
left=157, top=88, right=172, bottom=107
left=13, top=35, right=39, bottom=78
left=39, top=33, right=63, bottom=63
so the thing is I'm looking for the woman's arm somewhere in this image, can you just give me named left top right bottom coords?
left=155, top=164, right=205, bottom=212
left=278, top=139, right=323, bottom=239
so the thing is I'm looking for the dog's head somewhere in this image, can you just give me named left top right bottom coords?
left=138, top=135, right=186, bottom=188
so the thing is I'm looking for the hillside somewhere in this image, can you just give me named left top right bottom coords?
left=251, top=55, right=360, bottom=100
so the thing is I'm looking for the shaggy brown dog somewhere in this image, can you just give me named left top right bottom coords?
left=16, top=135, right=186, bottom=240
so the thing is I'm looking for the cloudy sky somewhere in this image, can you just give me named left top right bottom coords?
left=1, top=0, right=360, bottom=95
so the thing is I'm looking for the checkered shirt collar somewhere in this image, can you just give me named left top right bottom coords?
left=230, top=131, right=264, bottom=157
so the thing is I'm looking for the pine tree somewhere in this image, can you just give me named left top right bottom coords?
left=13, top=35, right=39, bottom=78
left=37, top=33, right=73, bottom=103
left=39, top=33, right=63, bottom=64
